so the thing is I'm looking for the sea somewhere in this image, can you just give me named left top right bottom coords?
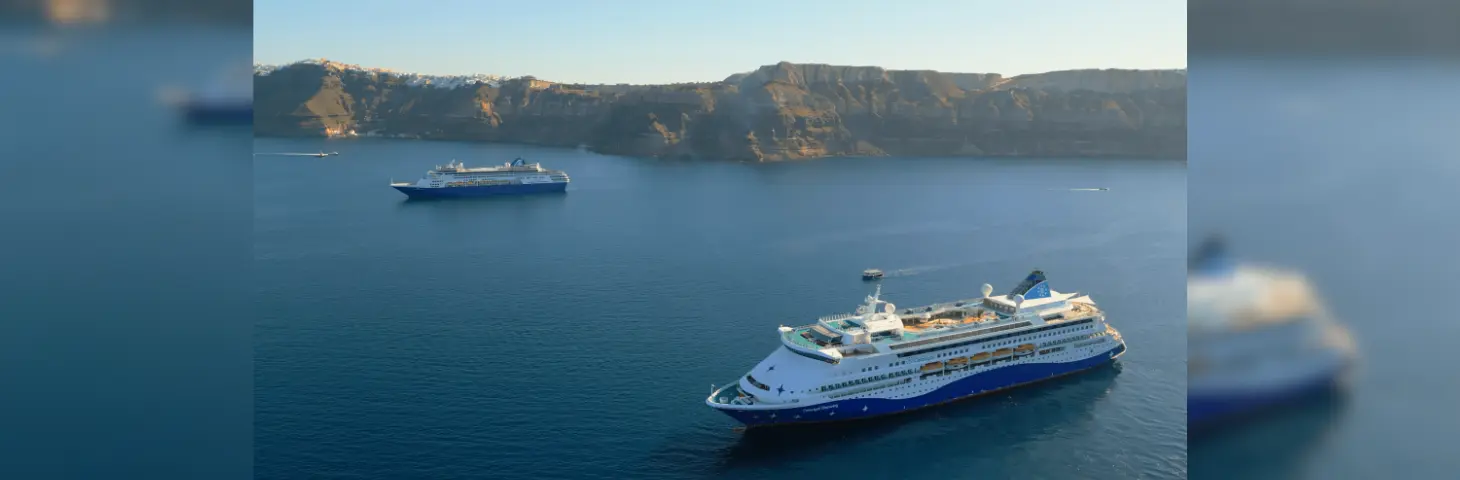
left=254, top=137, right=1187, bottom=479
left=0, top=24, right=254, bottom=478
left=1188, top=56, right=1460, bottom=479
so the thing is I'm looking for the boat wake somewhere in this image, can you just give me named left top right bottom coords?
left=254, top=152, right=339, bottom=157
left=882, top=262, right=974, bottom=278
left=1049, top=187, right=1109, bottom=192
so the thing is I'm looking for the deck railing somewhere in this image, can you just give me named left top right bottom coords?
left=811, top=298, right=986, bottom=324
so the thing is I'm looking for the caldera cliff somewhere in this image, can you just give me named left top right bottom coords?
left=253, top=60, right=1186, bottom=161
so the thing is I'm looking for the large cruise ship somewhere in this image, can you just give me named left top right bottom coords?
left=390, top=158, right=569, bottom=198
left=1187, top=238, right=1355, bottom=429
left=706, top=270, right=1126, bottom=427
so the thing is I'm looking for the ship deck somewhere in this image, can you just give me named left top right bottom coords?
left=708, top=382, right=748, bottom=406
left=783, top=300, right=1101, bottom=351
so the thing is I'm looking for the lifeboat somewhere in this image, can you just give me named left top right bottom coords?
left=946, top=357, right=969, bottom=369
left=920, top=361, right=944, bottom=373
left=993, top=348, right=1014, bottom=358
left=1015, top=344, right=1036, bottom=356
left=969, top=352, right=991, bottom=365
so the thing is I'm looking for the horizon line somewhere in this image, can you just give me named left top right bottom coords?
left=251, top=57, right=1189, bottom=86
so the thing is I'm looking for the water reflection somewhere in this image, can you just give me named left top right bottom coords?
left=396, top=192, right=570, bottom=210
left=1190, top=390, right=1350, bottom=480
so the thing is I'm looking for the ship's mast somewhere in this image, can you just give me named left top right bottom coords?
left=865, top=283, right=882, bottom=309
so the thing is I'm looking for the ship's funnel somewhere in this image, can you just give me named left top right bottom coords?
left=1190, top=235, right=1234, bottom=276
left=1009, top=270, right=1051, bottom=300
left=981, top=283, right=993, bottom=297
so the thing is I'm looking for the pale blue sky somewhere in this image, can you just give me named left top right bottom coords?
left=254, top=0, right=1185, bottom=84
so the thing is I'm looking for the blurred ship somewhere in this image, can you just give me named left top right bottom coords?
left=178, top=64, right=252, bottom=125
left=1187, top=237, right=1356, bottom=430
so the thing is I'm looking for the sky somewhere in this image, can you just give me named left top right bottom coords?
left=254, top=0, right=1186, bottom=85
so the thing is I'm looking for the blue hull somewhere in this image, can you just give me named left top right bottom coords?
left=394, top=182, right=568, bottom=198
left=183, top=103, right=252, bottom=125
left=1188, top=364, right=1345, bottom=428
left=718, top=343, right=1125, bottom=427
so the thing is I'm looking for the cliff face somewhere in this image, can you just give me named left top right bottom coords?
left=254, top=60, right=1186, bottom=160
left=993, top=69, right=1187, bottom=93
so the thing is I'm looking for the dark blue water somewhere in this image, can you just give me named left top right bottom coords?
left=1189, top=57, right=1460, bottom=478
left=0, top=26, right=252, bottom=477
left=254, top=138, right=1186, bottom=479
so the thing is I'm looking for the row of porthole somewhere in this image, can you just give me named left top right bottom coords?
left=922, top=326, right=1093, bottom=362
left=891, top=348, right=1108, bottom=396
left=858, top=360, right=909, bottom=375
left=820, top=369, right=917, bottom=392
left=843, top=354, right=1057, bottom=399
left=845, top=358, right=1085, bottom=401
left=836, top=328, right=1101, bottom=394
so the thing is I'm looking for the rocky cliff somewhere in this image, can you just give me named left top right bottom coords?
left=254, top=60, right=1186, bottom=161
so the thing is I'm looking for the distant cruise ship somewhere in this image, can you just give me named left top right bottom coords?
left=1187, top=238, right=1355, bottom=428
left=390, top=158, right=569, bottom=198
left=180, top=65, right=252, bottom=125
left=706, top=270, right=1126, bottom=427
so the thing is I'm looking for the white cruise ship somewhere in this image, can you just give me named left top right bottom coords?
left=706, top=270, right=1126, bottom=427
left=390, top=158, right=569, bottom=198
left=1187, top=238, right=1355, bottom=428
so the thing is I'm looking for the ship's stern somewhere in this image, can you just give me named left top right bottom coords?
left=1107, top=325, right=1128, bottom=360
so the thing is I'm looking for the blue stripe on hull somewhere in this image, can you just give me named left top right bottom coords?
left=716, top=343, right=1125, bottom=427
left=1188, top=364, right=1345, bottom=428
left=394, top=182, right=568, bottom=198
